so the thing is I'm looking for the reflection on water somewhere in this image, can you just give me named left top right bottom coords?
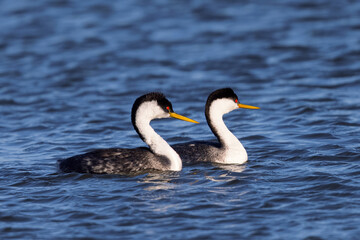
left=141, top=172, right=179, bottom=191
left=216, top=164, right=247, bottom=174
left=205, top=165, right=246, bottom=182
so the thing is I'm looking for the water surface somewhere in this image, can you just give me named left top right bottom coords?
left=1, top=0, right=360, bottom=239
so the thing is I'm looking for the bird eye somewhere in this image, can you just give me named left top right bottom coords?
left=235, top=99, right=238, bottom=103
left=166, top=106, right=170, bottom=111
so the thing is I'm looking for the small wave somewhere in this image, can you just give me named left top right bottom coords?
left=297, top=133, right=338, bottom=140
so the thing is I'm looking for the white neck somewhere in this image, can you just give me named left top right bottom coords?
left=135, top=101, right=182, bottom=171
left=208, top=99, right=247, bottom=164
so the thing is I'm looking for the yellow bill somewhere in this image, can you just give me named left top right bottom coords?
left=170, top=112, right=199, bottom=124
left=238, top=103, right=260, bottom=109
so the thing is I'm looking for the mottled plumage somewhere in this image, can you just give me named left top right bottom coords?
left=59, top=148, right=170, bottom=174
left=173, top=141, right=222, bottom=164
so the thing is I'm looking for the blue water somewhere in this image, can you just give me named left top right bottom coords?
left=1, top=0, right=360, bottom=239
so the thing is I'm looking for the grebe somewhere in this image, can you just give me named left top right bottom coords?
left=58, top=92, right=198, bottom=174
left=173, top=88, right=259, bottom=165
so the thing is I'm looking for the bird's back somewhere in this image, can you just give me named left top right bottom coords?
left=58, top=147, right=171, bottom=175
left=172, top=141, right=223, bottom=165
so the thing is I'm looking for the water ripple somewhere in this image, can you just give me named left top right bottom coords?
left=1, top=0, right=360, bottom=239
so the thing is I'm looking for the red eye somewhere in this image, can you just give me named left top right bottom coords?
left=166, top=106, right=170, bottom=110
left=235, top=99, right=238, bottom=103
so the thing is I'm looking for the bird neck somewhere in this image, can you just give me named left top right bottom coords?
left=136, top=118, right=182, bottom=171
left=206, top=102, right=247, bottom=164
left=208, top=112, right=243, bottom=149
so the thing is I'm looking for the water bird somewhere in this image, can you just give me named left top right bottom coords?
left=58, top=92, right=199, bottom=174
left=173, top=88, right=259, bottom=165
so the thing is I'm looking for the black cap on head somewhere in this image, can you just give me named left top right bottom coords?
left=206, top=88, right=238, bottom=107
left=131, top=92, right=173, bottom=141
